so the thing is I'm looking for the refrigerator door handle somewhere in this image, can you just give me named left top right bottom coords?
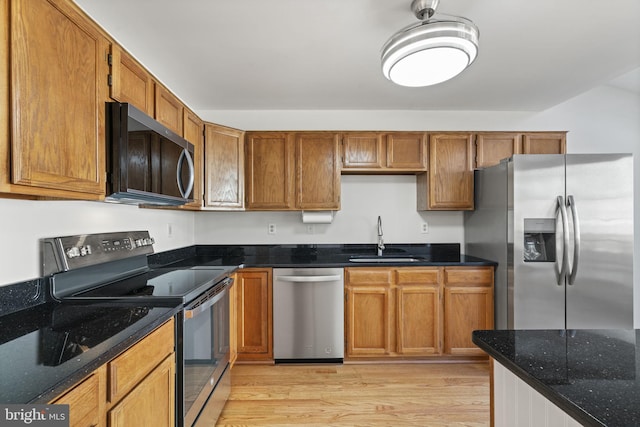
left=567, top=195, right=581, bottom=285
left=556, top=195, right=570, bottom=286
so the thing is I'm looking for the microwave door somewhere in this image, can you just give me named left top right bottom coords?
left=157, top=138, right=194, bottom=199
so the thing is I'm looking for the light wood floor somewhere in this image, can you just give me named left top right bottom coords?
left=216, top=362, right=490, bottom=426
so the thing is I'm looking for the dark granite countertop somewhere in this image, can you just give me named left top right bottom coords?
left=0, top=299, right=180, bottom=404
left=149, top=243, right=497, bottom=269
left=473, top=329, right=640, bottom=427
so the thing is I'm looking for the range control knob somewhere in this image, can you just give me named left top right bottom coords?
left=80, top=245, right=92, bottom=256
left=66, top=247, right=81, bottom=259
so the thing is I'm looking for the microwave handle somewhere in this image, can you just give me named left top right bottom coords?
left=177, top=148, right=195, bottom=199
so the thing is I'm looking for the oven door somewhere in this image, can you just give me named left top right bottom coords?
left=182, top=278, right=232, bottom=427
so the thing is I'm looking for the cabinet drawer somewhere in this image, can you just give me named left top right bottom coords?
left=345, top=268, right=392, bottom=285
left=108, top=318, right=174, bottom=403
left=444, top=267, right=493, bottom=286
left=395, top=267, right=441, bottom=285
left=51, top=367, right=104, bottom=427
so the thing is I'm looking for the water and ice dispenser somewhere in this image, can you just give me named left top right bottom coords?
left=523, top=218, right=556, bottom=262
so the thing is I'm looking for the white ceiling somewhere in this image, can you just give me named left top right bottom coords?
left=74, top=0, right=640, bottom=112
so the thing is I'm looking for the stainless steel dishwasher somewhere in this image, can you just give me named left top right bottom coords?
left=273, top=268, right=344, bottom=362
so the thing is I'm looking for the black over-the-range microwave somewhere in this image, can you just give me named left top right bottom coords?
left=106, top=102, right=195, bottom=205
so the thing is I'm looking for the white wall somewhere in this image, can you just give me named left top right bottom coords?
left=194, top=174, right=463, bottom=245
left=0, top=199, right=195, bottom=284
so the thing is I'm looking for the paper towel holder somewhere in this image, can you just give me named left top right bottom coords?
left=301, top=211, right=334, bottom=224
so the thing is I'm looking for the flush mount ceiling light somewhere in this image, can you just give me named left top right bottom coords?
left=381, top=0, right=479, bottom=87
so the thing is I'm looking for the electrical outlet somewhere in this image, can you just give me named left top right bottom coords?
left=421, top=222, right=429, bottom=234
left=268, top=224, right=276, bottom=235
left=167, top=223, right=173, bottom=237
left=306, top=225, right=314, bottom=234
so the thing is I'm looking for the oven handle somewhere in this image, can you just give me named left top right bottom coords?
left=184, top=277, right=233, bottom=320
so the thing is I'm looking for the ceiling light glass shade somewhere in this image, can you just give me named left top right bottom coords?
left=381, top=18, right=479, bottom=87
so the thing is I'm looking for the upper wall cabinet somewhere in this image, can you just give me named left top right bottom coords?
left=475, top=131, right=567, bottom=168
left=154, top=84, right=184, bottom=135
left=204, top=123, right=245, bottom=210
left=522, top=132, right=566, bottom=154
left=245, top=131, right=340, bottom=211
left=1, top=0, right=109, bottom=199
left=475, top=132, right=522, bottom=169
left=245, top=132, right=295, bottom=210
left=341, top=132, right=427, bottom=173
left=183, top=108, right=204, bottom=208
left=417, top=133, right=474, bottom=211
left=109, top=44, right=155, bottom=116
left=295, top=132, right=341, bottom=210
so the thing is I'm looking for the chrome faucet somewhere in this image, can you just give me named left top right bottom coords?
left=377, top=215, right=385, bottom=256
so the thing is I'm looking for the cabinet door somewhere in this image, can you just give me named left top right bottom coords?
left=154, top=84, right=183, bottom=135
left=108, top=354, right=175, bottom=427
left=109, top=44, right=155, bottom=116
left=522, top=132, right=567, bottom=154
left=182, top=109, right=204, bottom=208
left=420, top=133, right=474, bottom=210
left=386, top=132, right=427, bottom=170
left=395, top=268, right=442, bottom=356
left=341, top=133, right=385, bottom=170
left=204, top=123, right=244, bottom=209
left=443, top=267, right=494, bottom=356
left=475, top=132, right=521, bottom=168
left=51, top=367, right=106, bottom=427
left=245, top=132, right=294, bottom=210
left=295, top=132, right=340, bottom=210
left=344, top=268, right=394, bottom=357
left=236, top=268, right=273, bottom=361
left=7, top=0, right=108, bottom=197
left=108, top=318, right=175, bottom=404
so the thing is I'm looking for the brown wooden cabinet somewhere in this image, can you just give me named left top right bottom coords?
left=522, top=132, right=567, bottom=154
left=386, top=133, right=427, bottom=170
left=245, top=132, right=294, bottom=210
left=341, top=132, right=427, bottom=173
left=204, top=123, right=245, bottom=209
left=109, top=44, right=155, bottom=116
left=295, top=132, right=341, bottom=210
left=395, top=268, right=441, bottom=356
left=51, top=367, right=106, bottom=427
left=475, top=131, right=567, bottom=168
left=443, top=267, right=494, bottom=356
left=182, top=108, right=204, bottom=208
left=1, top=0, right=108, bottom=199
left=344, top=268, right=394, bottom=357
left=345, top=266, right=493, bottom=360
left=417, top=133, right=474, bottom=210
left=50, top=318, right=175, bottom=427
left=235, top=268, right=273, bottom=361
left=475, top=132, right=522, bottom=169
left=345, top=267, right=442, bottom=359
left=245, top=131, right=340, bottom=211
left=342, top=132, right=385, bottom=169
left=108, top=354, right=175, bottom=427
left=155, top=84, right=184, bottom=135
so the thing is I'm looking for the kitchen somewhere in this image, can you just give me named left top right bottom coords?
left=1, top=0, right=639, bottom=426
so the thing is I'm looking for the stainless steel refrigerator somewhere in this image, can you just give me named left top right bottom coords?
left=465, top=154, right=634, bottom=330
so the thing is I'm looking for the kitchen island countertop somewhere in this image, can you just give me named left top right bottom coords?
left=473, top=329, right=640, bottom=427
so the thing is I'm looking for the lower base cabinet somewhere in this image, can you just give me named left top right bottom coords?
left=50, top=318, right=176, bottom=427
left=235, top=268, right=273, bottom=362
left=345, top=266, right=493, bottom=360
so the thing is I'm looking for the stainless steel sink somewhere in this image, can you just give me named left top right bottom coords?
left=348, top=257, right=423, bottom=263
